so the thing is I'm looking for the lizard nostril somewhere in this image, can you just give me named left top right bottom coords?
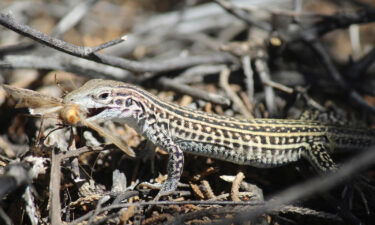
left=115, top=99, right=123, bottom=105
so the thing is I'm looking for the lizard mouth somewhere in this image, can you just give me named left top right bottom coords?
left=86, top=107, right=108, bottom=118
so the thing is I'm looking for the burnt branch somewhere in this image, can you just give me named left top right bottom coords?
left=308, top=40, right=375, bottom=113
left=347, top=47, right=375, bottom=79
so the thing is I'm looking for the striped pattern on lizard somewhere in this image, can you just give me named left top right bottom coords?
left=63, top=79, right=375, bottom=196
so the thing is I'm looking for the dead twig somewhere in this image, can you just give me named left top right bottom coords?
left=262, top=79, right=294, bottom=94
left=0, top=207, right=12, bottom=225
left=0, top=13, right=125, bottom=55
left=220, top=175, right=264, bottom=201
left=51, top=0, right=100, bottom=38
left=69, top=200, right=263, bottom=225
left=293, top=9, right=375, bottom=42
left=23, top=186, right=40, bottom=225
left=213, top=0, right=271, bottom=31
left=242, top=55, right=254, bottom=103
left=201, top=180, right=216, bottom=199
left=61, top=145, right=110, bottom=159
left=253, top=49, right=277, bottom=116
left=174, top=64, right=227, bottom=84
left=347, top=47, right=375, bottom=79
left=190, top=182, right=205, bottom=199
left=219, top=67, right=253, bottom=118
left=280, top=205, right=342, bottom=221
left=159, top=77, right=231, bottom=106
left=169, top=204, right=343, bottom=225
left=49, top=149, right=62, bottom=225
left=231, top=171, right=245, bottom=202
left=87, top=196, right=111, bottom=225
left=0, top=42, right=35, bottom=55
left=119, top=205, right=136, bottom=224
left=142, top=213, right=173, bottom=225
left=192, top=167, right=217, bottom=182
left=0, top=54, right=135, bottom=81
left=211, top=192, right=255, bottom=201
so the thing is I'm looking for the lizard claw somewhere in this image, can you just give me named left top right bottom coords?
left=139, top=178, right=183, bottom=199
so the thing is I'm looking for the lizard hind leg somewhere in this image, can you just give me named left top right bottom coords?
left=304, top=143, right=338, bottom=173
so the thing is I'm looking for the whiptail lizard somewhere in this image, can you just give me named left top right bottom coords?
left=64, top=79, right=375, bottom=196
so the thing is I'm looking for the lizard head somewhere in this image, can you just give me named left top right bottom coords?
left=63, top=79, right=147, bottom=126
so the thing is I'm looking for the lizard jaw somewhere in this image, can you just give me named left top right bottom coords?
left=86, top=107, right=108, bottom=118
left=85, top=106, right=122, bottom=122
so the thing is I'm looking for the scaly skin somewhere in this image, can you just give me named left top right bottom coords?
left=64, top=79, right=375, bottom=195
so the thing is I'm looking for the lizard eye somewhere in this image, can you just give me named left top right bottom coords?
left=125, top=98, right=133, bottom=106
left=98, top=92, right=109, bottom=100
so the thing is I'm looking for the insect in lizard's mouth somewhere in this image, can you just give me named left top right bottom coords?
left=86, top=107, right=108, bottom=118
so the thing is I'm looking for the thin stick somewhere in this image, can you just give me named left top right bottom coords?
left=51, top=0, right=100, bottom=38
left=242, top=55, right=254, bottom=101
left=219, top=68, right=253, bottom=118
left=159, top=77, right=231, bottom=106
left=49, top=149, right=62, bottom=225
left=214, top=0, right=271, bottom=31
left=231, top=172, right=245, bottom=202
left=0, top=54, right=135, bottom=81
left=254, top=49, right=277, bottom=116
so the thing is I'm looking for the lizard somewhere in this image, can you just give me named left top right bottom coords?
left=62, top=79, right=375, bottom=196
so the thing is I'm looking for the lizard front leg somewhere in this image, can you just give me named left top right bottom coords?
left=141, top=121, right=185, bottom=198
left=151, top=138, right=184, bottom=199
left=138, top=139, right=184, bottom=199
left=160, top=143, right=184, bottom=194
